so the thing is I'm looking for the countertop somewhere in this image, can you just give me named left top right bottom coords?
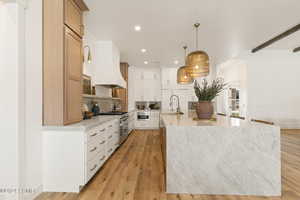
left=164, top=111, right=281, bottom=196
left=43, top=115, right=121, bottom=131
left=161, top=112, right=269, bottom=127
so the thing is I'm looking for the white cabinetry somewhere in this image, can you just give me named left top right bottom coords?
left=43, top=118, right=120, bottom=193
left=135, top=111, right=160, bottom=129
left=131, top=67, right=161, bottom=102
left=161, top=68, right=196, bottom=112
left=161, top=68, right=193, bottom=90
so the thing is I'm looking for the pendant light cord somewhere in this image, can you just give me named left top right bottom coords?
left=194, top=23, right=200, bottom=50
left=183, top=46, right=187, bottom=63
left=196, top=26, right=198, bottom=50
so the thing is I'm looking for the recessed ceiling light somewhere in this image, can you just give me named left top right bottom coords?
left=141, top=49, right=147, bottom=53
left=144, top=61, right=149, bottom=65
left=174, top=60, right=179, bottom=65
left=134, top=25, right=141, bottom=31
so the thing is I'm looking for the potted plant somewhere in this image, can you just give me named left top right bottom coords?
left=194, top=78, right=226, bottom=119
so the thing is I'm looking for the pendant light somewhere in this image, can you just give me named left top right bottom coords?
left=177, top=46, right=194, bottom=84
left=186, top=23, right=209, bottom=77
left=84, top=45, right=92, bottom=64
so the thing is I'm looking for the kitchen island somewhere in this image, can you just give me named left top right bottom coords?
left=160, top=112, right=281, bottom=196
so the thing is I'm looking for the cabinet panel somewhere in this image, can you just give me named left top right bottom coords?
left=65, top=0, right=83, bottom=37
left=66, top=80, right=82, bottom=123
left=64, top=26, right=83, bottom=124
left=44, top=0, right=88, bottom=126
left=65, top=27, right=82, bottom=81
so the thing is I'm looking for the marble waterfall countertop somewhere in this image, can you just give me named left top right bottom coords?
left=161, top=112, right=281, bottom=196
left=161, top=112, right=252, bottom=127
left=43, top=115, right=120, bottom=131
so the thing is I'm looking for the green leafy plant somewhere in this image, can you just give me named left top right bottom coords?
left=194, top=78, right=227, bottom=102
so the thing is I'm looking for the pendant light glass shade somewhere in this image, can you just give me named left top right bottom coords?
left=177, top=46, right=194, bottom=84
left=186, top=23, right=210, bottom=78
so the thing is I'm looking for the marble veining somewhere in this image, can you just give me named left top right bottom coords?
left=162, top=113, right=281, bottom=196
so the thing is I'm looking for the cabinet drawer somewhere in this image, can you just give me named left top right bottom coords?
left=106, top=144, right=114, bottom=158
left=107, top=132, right=114, bottom=143
left=112, top=137, right=120, bottom=150
left=64, top=0, right=83, bottom=36
left=87, top=139, right=99, bottom=161
left=98, top=151, right=107, bottom=168
left=98, top=134, right=107, bottom=152
left=86, top=156, right=99, bottom=183
left=87, top=129, right=100, bottom=141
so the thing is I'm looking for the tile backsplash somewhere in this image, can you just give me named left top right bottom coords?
left=83, top=85, right=121, bottom=113
left=83, top=98, right=121, bottom=113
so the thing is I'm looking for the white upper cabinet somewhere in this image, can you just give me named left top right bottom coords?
left=161, top=68, right=193, bottom=90
left=130, top=67, right=161, bottom=102
left=93, top=41, right=126, bottom=88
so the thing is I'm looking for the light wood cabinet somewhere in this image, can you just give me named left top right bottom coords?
left=64, top=0, right=84, bottom=37
left=64, top=27, right=83, bottom=124
left=43, top=0, right=88, bottom=125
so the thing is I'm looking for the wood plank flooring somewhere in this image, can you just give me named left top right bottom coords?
left=36, top=130, right=300, bottom=200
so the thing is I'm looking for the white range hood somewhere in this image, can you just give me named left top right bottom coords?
left=93, top=41, right=126, bottom=88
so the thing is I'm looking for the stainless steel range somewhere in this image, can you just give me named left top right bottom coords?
left=119, top=113, right=129, bottom=144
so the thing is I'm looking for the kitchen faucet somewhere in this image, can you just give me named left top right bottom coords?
left=169, top=95, right=182, bottom=114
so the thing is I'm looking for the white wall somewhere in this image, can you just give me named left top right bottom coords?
left=242, top=50, right=300, bottom=128
left=24, top=0, right=43, bottom=199
left=83, top=30, right=97, bottom=82
left=217, top=50, right=300, bottom=128
left=0, top=1, right=43, bottom=200
left=0, top=2, right=25, bottom=200
left=216, top=59, right=247, bottom=116
left=128, top=66, right=135, bottom=111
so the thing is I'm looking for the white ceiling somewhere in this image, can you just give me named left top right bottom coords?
left=84, top=0, right=300, bottom=68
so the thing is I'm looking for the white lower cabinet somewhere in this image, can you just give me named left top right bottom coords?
left=43, top=118, right=120, bottom=193
left=85, top=119, right=119, bottom=182
left=135, top=111, right=160, bottom=129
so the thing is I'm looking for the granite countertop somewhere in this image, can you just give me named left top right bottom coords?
left=43, top=115, right=120, bottom=131
left=161, top=112, right=256, bottom=127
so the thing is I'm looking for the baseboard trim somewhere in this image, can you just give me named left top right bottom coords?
left=22, top=185, right=42, bottom=200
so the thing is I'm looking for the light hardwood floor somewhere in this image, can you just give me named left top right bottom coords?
left=36, top=130, right=300, bottom=200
